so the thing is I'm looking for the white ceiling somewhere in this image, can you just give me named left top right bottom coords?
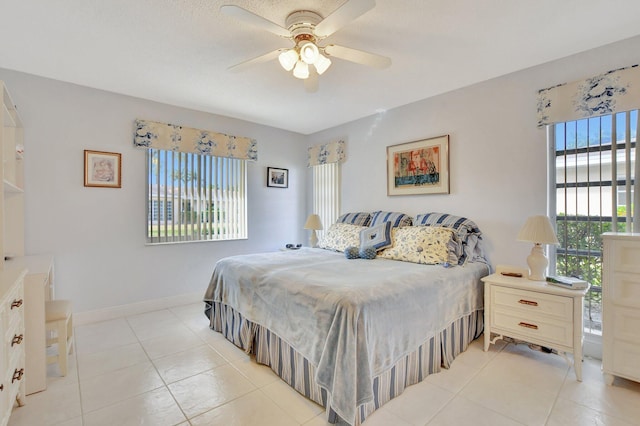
left=2, top=0, right=640, bottom=135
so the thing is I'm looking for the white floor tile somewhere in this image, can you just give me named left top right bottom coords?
left=189, top=390, right=298, bottom=426
left=80, top=360, right=164, bottom=413
left=139, top=326, right=204, bottom=359
left=230, top=356, right=281, bottom=388
left=152, top=344, right=227, bottom=384
left=260, top=379, right=325, bottom=424
left=168, top=364, right=256, bottom=419
left=77, top=342, right=148, bottom=380
left=428, top=395, right=525, bottom=425
left=547, top=397, right=634, bottom=426
left=383, top=380, right=455, bottom=425
left=8, top=381, right=81, bottom=426
left=83, top=387, right=187, bottom=426
left=74, top=318, right=138, bottom=355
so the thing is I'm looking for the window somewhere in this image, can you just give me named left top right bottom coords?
left=312, top=162, right=341, bottom=237
left=146, top=149, right=247, bottom=243
left=549, top=110, right=638, bottom=334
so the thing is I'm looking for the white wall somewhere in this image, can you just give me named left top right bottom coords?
left=0, top=69, right=307, bottom=314
left=307, top=35, right=640, bottom=269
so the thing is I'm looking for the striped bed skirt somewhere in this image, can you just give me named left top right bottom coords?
left=205, top=301, right=483, bottom=425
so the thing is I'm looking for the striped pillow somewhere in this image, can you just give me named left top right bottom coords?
left=337, top=212, right=372, bottom=227
left=369, top=211, right=413, bottom=228
left=414, top=212, right=483, bottom=265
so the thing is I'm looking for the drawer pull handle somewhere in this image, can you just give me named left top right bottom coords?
left=0, top=384, right=3, bottom=391
left=11, top=299, right=23, bottom=309
left=11, top=334, right=23, bottom=346
left=518, top=322, right=539, bottom=330
left=12, top=368, right=24, bottom=383
left=518, top=299, right=538, bottom=307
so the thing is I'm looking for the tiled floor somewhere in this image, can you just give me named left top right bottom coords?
left=8, top=302, right=640, bottom=426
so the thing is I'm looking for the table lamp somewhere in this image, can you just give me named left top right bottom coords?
left=517, top=215, right=559, bottom=281
left=304, top=214, right=323, bottom=247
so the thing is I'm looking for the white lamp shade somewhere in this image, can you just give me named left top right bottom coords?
left=293, top=60, right=309, bottom=79
left=278, top=49, right=298, bottom=71
left=314, top=53, right=332, bottom=75
left=517, top=215, right=559, bottom=245
left=517, top=215, right=559, bottom=281
left=300, top=42, right=319, bottom=64
left=304, top=214, right=323, bottom=230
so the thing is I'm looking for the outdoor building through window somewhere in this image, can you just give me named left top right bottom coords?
left=549, top=110, right=638, bottom=334
left=146, top=149, right=247, bottom=243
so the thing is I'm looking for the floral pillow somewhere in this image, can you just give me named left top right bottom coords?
left=379, top=226, right=458, bottom=265
left=318, top=223, right=366, bottom=252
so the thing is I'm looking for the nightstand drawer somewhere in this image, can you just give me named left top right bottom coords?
left=491, top=286, right=572, bottom=321
left=492, top=310, right=573, bottom=347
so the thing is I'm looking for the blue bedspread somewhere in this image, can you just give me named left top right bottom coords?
left=203, top=248, right=489, bottom=423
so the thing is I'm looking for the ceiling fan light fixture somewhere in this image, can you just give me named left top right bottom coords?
left=278, top=49, right=298, bottom=71
left=299, top=41, right=319, bottom=64
left=293, top=60, right=309, bottom=79
left=314, top=53, right=332, bottom=75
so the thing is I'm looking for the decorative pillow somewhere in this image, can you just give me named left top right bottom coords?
left=369, top=211, right=413, bottom=228
left=379, top=226, right=458, bottom=265
left=359, top=221, right=392, bottom=251
left=337, top=212, right=372, bottom=227
left=317, top=223, right=366, bottom=252
left=344, top=246, right=360, bottom=259
left=359, top=246, right=377, bottom=260
left=414, top=212, right=484, bottom=265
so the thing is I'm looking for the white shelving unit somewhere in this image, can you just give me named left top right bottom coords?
left=1, top=81, right=25, bottom=268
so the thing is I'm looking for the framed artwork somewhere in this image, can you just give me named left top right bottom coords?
left=267, top=167, right=288, bottom=188
left=84, top=150, right=122, bottom=188
left=387, top=135, right=449, bottom=196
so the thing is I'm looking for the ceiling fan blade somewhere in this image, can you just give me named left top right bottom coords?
left=323, top=44, right=391, bottom=69
left=315, top=0, right=376, bottom=38
left=305, top=69, right=319, bottom=93
left=228, top=49, right=284, bottom=72
left=220, top=5, right=290, bottom=38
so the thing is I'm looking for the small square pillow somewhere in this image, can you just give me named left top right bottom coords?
left=379, top=226, right=458, bottom=265
left=370, top=211, right=413, bottom=228
left=359, top=221, right=392, bottom=251
left=317, top=223, right=366, bottom=252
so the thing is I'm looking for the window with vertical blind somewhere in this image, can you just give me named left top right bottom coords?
left=312, top=162, right=341, bottom=238
left=146, top=149, right=247, bottom=243
left=549, top=110, right=638, bottom=333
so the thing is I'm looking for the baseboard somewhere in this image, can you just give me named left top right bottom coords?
left=73, top=291, right=203, bottom=326
left=583, top=331, right=602, bottom=360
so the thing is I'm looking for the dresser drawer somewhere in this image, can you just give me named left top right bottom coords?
left=492, top=309, right=573, bottom=347
left=611, top=339, right=640, bottom=382
left=609, top=272, right=640, bottom=309
left=491, top=286, right=573, bottom=321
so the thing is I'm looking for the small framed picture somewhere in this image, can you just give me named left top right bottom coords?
left=267, top=167, right=288, bottom=188
left=84, top=150, right=122, bottom=188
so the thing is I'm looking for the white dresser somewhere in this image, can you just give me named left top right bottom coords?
left=602, top=233, right=640, bottom=385
left=0, top=268, right=27, bottom=426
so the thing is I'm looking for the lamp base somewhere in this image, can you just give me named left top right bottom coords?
left=309, top=231, right=318, bottom=248
left=527, top=244, right=548, bottom=281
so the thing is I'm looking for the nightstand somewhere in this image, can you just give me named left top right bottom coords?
left=482, top=272, right=589, bottom=381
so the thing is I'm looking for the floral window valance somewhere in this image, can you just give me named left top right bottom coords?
left=134, top=119, right=257, bottom=161
left=537, top=64, right=640, bottom=127
left=307, top=140, right=345, bottom=167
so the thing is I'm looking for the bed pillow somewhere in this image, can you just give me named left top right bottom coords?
left=337, top=212, right=372, bottom=227
left=359, top=221, right=392, bottom=251
left=414, top=212, right=484, bottom=265
left=369, top=211, right=413, bottom=228
left=379, top=226, right=458, bottom=265
left=318, top=223, right=366, bottom=252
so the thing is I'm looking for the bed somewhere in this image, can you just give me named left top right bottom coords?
left=203, top=211, right=490, bottom=425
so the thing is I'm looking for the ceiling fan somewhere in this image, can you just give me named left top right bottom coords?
left=221, top=0, right=391, bottom=92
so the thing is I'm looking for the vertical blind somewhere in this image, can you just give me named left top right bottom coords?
left=146, top=149, right=247, bottom=243
left=313, top=162, right=341, bottom=238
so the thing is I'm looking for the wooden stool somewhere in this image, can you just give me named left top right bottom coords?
left=45, top=300, right=74, bottom=376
